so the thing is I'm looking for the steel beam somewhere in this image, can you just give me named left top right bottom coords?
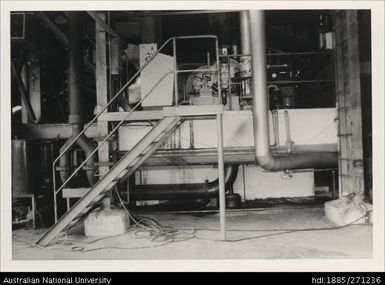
left=98, top=110, right=163, bottom=122
left=19, top=124, right=101, bottom=140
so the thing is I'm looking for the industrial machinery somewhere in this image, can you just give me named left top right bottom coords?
left=10, top=10, right=342, bottom=246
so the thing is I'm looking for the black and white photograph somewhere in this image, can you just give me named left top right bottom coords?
left=1, top=0, right=384, bottom=273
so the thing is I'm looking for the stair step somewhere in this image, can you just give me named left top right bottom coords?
left=62, top=188, right=91, bottom=198
left=36, top=116, right=182, bottom=247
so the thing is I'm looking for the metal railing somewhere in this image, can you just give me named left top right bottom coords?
left=52, top=35, right=220, bottom=222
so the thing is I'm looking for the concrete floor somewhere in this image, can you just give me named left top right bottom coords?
left=12, top=205, right=372, bottom=259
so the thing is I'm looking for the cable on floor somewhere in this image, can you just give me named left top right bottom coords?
left=13, top=201, right=372, bottom=251
left=65, top=188, right=196, bottom=252
left=194, top=209, right=373, bottom=242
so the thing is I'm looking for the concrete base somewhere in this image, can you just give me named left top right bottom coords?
left=325, top=195, right=372, bottom=226
left=84, top=209, right=130, bottom=237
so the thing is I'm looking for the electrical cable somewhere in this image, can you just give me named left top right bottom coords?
left=194, top=209, right=373, bottom=242
left=13, top=207, right=372, bottom=251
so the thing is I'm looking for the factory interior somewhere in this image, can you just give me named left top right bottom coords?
left=8, top=9, right=374, bottom=260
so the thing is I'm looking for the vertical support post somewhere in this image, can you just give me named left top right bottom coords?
left=331, top=170, right=336, bottom=199
left=240, top=11, right=251, bottom=55
left=215, top=38, right=222, bottom=104
left=31, top=195, right=36, bottom=229
left=227, top=55, right=232, bottom=110
left=173, top=38, right=178, bottom=106
left=216, top=113, right=226, bottom=240
left=95, top=12, right=111, bottom=180
left=333, top=10, right=364, bottom=196
left=53, top=169, right=58, bottom=222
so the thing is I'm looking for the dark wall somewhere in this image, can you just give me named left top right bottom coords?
left=358, top=10, right=372, bottom=201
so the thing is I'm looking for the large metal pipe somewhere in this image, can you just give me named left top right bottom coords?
left=248, top=10, right=337, bottom=171
left=240, top=11, right=251, bottom=55
left=68, top=12, right=84, bottom=124
left=75, top=130, right=97, bottom=186
left=132, top=165, right=239, bottom=200
left=58, top=12, right=97, bottom=186
left=58, top=124, right=97, bottom=185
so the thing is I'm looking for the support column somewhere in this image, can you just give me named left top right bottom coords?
left=95, top=12, right=110, bottom=179
left=325, top=11, right=371, bottom=226
left=216, top=113, right=226, bottom=240
left=240, top=11, right=251, bottom=55
left=334, top=10, right=364, bottom=197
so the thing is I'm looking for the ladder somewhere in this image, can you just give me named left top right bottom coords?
left=36, top=116, right=182, bottom=246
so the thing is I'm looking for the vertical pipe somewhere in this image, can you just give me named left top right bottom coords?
left=284, top=110, right=293, bottom=153
left=249, top=10, right=338, bottom=171
left=215, top=38, right=222, bottom=104
left=53, top=160, right=58, bottom=222
left=331, top=170, right=336, bottom=199
left=216, top=113, right=226, bottom=240
left=173, top=38, right=178, bottom=105
left=68, top=12, right=84, bottom=124
left=227, top=57, right=232, bottom=110
left=249, top=10, right=270, bottom=160
left=31, top=196, right=36, bottom=229
left=240, top=11, right=251, bottom=55
left=242, top=164, right=247, bottom=205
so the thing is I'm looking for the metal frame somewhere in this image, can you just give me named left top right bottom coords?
left=52, top=35, right=222, bottom=222
left=172, top=35, right=221, bottom=105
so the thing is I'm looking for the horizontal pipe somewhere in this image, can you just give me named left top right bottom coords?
left=132, top=165, right=238, bottom=200
left=132, top=183, right=208, bottom=200
left=249, top=10, right=337, bottom=171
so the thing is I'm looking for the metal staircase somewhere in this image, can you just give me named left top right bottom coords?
left=36, top=35, right=222, bottom=247
left=36, top=116, right=182, bottom=246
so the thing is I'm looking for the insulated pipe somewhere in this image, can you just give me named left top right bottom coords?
left=68, top=12, right=84, bottom=124
left=59, top=126, right=97, bottom=186
left=59, top=131, right=77, bottom=184
left=76, top=132, right=97, bottom=185
left=240, top=11, right=251, bottom=55
left=132, top=165, right=239, bottom=200
left=248, top=10, right=337, bottom=171
left=58, top=12, right=97, bottom=185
